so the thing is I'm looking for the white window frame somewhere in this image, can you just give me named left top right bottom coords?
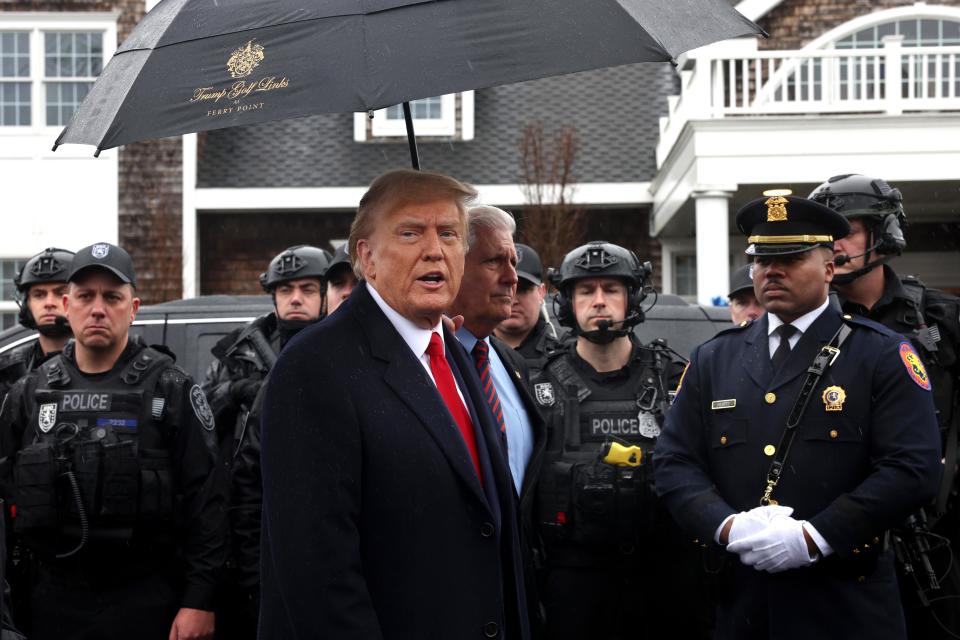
left=353, top=91, right=474, bottom=141
left=0, top=12, right=117, bottom=136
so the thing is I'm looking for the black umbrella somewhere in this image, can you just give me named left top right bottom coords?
left=54, top=0, right=762, bottom=168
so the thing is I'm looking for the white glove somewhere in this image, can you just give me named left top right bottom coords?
left=725, top=505, right=794, bottom=545
left=727, top=515, right=816, bottom=573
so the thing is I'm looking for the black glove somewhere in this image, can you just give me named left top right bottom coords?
left=230, top=379, right=261, bottom=406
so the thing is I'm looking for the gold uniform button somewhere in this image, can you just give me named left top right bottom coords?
left=873, top=537, right=880, bottom=545
left=852, top=548, right=861, bottom=555
left=763, top=444, right=776, bottom=456
left=764, top=392, right=777, bottom=404
left=829, top=429, right=839, bottom=439
left=843, top=314, right=853, bottom=320
left=857, top=575, right=866, bottom=583
left=720, top=435, right=728, bottom=446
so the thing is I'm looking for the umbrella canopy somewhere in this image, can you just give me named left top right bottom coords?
left=55, top=0, right=761, bottom=154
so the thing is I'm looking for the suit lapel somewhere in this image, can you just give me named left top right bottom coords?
left=742, top=316, right=774, bottom=390
left=770, top=308, right=843, bottom=391
left=352, top=284, right=491, bottom=511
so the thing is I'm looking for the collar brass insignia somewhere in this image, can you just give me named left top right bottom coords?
left=765, top=196, right=788, bottom=222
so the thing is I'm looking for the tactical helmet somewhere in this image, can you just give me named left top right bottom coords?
left=259, top=245, right=330, bottom=292
left=808, top=174, right=906, bottom=256
left=550, top=241, right=652, bottom=337
left=14, top=248, right=74, bottom=330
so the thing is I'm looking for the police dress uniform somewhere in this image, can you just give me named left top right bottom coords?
left=653, top=195, right=942, bottom=640
left=534, top=339, right=704, bottom=639
left=0, top=338, right=227, bottom=640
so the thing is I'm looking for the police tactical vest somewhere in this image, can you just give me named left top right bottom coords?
left=13, top=347, right=176, bottom=552
left=535, top=345, right=672, bottom=552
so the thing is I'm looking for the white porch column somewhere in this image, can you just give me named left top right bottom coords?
left=692, top=189, right=733, bottom=306
left=182, top=133, right=198, bottom=298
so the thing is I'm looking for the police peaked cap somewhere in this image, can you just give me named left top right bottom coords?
left=260, top=245, right=330, bottom=291
left=69, top=243, right=136, bottom=287
left=515, top=243, right=543, bottom=286
left=736, top=195, right=850, bottom=257
left=15, top=248, right=75, bottom=291
left=728, top=264, right=755, bottom=298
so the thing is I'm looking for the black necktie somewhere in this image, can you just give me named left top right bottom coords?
left=771, top=324, right=798, bottom=371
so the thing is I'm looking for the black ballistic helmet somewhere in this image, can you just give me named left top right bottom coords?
left=550, top=241, right=652, bottom=340
left=259, top=245, right=330, bottom=292
left=808, top=174, right=907, bottom=257
left=14, top=248, right=74, bottom=330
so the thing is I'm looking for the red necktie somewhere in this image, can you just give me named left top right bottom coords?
left=427, top=332, right=481, bottom=481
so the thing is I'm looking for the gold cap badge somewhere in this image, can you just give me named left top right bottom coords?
left=227, top=40, right=265, bottom=79
left=765, top=196, right=788, bottom=222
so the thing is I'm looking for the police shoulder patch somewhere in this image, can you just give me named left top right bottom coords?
left=38, top=403, right=57, bottom=433
left=898, top=342, right=931, bottom=391
left=534, top=382, right=556, bottom=407
left=189, top=384, right=216, bottom=431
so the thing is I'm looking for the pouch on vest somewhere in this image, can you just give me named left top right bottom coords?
left=138, top=447, right=174, bottom=521
left=13, top=443, right=59, bottom=532
left=99, top=439, right=139, bottom=522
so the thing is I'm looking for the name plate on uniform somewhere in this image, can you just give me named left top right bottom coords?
left=60, top=392, right=112, bottom=412
left=711, top=399, right=737, bottom=411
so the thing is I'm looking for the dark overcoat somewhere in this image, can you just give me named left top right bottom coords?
left=259, top=282, right=530, bottom=640
left=654, top=307, right=941, bottom=640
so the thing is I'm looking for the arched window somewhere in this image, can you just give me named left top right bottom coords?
left=835, top=17, right=960, bottom=49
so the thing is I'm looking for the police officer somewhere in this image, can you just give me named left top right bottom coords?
left=728, top=263, right=764, bottom=325
left=202, top=244, right=330, bottom=455
left=654, top=195, right=941, bottom=640
left=0, top=248, right=75, bottom=399
left=325, top=244, right=357, bottom=316
left=493, top=243, right=566, bottom=379
left=809, top=174, right=960, bottom=639
left=533, top=241, right=698, bottom=639
left=209, top=245, right=329, bottom=640
left=0, top=242, right=227, bottom=640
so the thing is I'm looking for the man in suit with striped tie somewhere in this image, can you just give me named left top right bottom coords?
left=448, top=206, right=547, bottom=632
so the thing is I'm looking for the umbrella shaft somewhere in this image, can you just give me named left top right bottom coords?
left=402, top=102, right=420, bottom=171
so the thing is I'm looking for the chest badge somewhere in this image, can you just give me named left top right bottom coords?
left=822, top=385, right=846, bottom=412
left=534, top=382, right=555, bottom=407
left=38, top=403, right=57, bottom=433
left=638, top=411, right=660, bottom=438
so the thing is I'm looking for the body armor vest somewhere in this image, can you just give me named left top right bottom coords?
left=14, top=347, right=175, bottom=556
left=535, top=345, right=672, bottom=553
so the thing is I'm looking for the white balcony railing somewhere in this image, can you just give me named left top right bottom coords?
left=657, top=36, right=960, bottom=167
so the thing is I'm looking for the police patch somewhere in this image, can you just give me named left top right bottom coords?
left=38, top=403, right=57, bottom=433
left=899, top=342, right=931, bottom=390
left=91, top=243, right=110, bottom=259
left=534, top=382, right=556, bottom=407
left=189, top=384, right=216, bottom=431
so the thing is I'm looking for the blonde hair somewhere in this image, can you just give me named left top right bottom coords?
left=349, top=169, right=477, bottom=278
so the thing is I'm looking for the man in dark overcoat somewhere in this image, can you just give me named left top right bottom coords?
left=259, top=169, right=531, bottom=639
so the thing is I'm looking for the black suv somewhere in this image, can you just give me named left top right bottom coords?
left=0, top=293, right=731, bottom=379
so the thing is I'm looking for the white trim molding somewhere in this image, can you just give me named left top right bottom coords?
left=193, top=182, right=654, bottom=211
left=353, top=91, right=475, bottom=141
